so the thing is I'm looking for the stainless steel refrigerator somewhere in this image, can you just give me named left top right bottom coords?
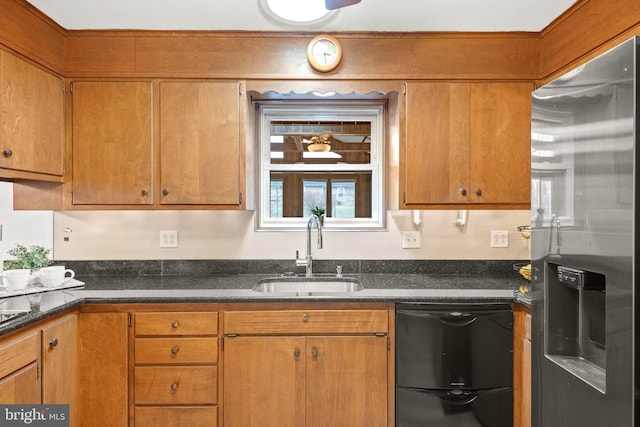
left=531, top=36, right=638, bottom=426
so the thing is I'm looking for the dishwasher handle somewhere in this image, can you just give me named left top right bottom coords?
left=397, top=309, right=478, bottom=326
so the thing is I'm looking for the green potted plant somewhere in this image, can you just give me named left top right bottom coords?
left=311, top=206, right=325, bottom=224
left=5, top=244, right=52, bottom=285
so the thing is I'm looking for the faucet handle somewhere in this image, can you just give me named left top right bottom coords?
left=336, top=265, right=343, bottom=278
left=295, top=250, right=307, bottom=267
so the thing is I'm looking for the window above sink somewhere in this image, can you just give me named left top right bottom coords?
left=256, top=101, right=386, bottom=230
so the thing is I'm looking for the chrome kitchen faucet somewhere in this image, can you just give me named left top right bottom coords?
left=296, top=214, right=323, bottom=277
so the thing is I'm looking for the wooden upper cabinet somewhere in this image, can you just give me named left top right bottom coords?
left=72, top=81, right=153, bottom=205
left=403, top=81, right=532, bottom=209
left=0, top=49, right=64, bottom=180
left=159, top=81, right=243, bottom=206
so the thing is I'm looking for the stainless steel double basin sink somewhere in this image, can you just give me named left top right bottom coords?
left=252, top=276, right=363, bottom=295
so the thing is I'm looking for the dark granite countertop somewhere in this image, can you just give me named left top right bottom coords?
left=0, top=259, right=531, bottom=335
left=0, top=271, right=527, bottom=336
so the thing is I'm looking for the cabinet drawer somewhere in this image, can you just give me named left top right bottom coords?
left=224, top=310, right=388, bottom=335
left=135, top=312, right=218, bottom=336
left=135, top=337, right=218, bottom=364
left=135, top=366, right=217, bottom=405
left=135, top=406, right=217, bottom=427
left=0, top=332, right=40, bottom=380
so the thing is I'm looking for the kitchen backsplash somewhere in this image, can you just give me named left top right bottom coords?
left=52, top=209, right=530, bottom=261
left=59, top=258, right=524, bottom=277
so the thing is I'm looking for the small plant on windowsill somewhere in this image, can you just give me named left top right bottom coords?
left=5, top=244, right=52, bottom=285
left=311, top=207, right=325, bottom=225
left=311, top=206, right=325, bottom=217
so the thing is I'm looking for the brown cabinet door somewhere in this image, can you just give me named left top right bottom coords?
left=78, top=312, right=129, bottom=427
left=403, top=81, right=531, bottom=208
left=404, top=82, right=469, bottom=205
left=72, top=81, right=153, bottom=205
left=306, top=336, right=388, bottom=427
left=468, top=82, right=531, bottom=205
left=0, top=49, right=64, bottom=178
left=42, top=314, right=77, bottom=407
left=159, top=81, right=242, bottom=205
left=0, top=363, right=41, bottom=404
left=223, top=336, right=305, bottom=427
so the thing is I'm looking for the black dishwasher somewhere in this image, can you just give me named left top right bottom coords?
left=396, top=303, right=513, bottom=427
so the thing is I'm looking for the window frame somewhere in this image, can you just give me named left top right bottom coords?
left=256, top=101, right=386, bottom=230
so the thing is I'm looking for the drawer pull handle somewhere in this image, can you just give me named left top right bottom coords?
left=49, top=338, right=59, bottom=347
left=294, top=349, right=300, bottom=358
left=171, top=346, right=179, bottom=355
left=140, top=188, right=149, bottom=197
left=302, top=313, right=309, bottom=322
left=3, top=149, right=12, bottom=157
left=475, top=188, right=482, bottom=196
left=311, top=347, right=319, bottom=358
left=170, top=382, right=179, bottom=392
left=459, top=188, right=467, bottom=196
left=171, top=321, right=179, bottom=329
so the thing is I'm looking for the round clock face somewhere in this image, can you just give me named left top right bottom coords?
left=307, top=35, right=342, bottom=72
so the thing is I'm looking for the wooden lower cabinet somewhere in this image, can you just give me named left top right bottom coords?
left=42, top=314, right=77, bottom=418
left=133, top=311, right=219, bottom=427
left=0, top=362, right=40, bottom=403
left=223, top=307, right=391, bottom=427
left=514, top=303, right=531, bottom=427
left=0, top=330, right=41, bottom=404
left=78, top=311, right=129, bottom=427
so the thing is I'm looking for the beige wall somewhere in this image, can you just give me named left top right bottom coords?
left=52, top=209, right=530, bottom=261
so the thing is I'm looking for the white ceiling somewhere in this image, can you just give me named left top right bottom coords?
left=26, top=0, right=577, bottom=32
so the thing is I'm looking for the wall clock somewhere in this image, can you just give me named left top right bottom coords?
left=307, top=34, right=343, bottom=72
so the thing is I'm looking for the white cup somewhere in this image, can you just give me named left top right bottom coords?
left=1, top=269, right=31, bottom=291
left=39, top=266, right=75, bottom=288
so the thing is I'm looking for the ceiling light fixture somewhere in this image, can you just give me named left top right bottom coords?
left=259, top=0, right=338, bottom=27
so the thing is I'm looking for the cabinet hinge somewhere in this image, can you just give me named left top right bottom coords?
left=239, top=82, right=243, bottom=96
left=221, top=337, right=224, bottom=351
left=388, top=336, right=391, bottom=351
left=127, top=312, right=132, bottom=327
left=239, top=192, right=243, bottom=204
left=403, top=82, right=407, bottom=95
left=62, top=82, right=65, bottom=93
left=36, top=362, right=40, bottom=380
left=402, top=192, right=406, bottom=204
left=70, top=82, right=73, bottom=93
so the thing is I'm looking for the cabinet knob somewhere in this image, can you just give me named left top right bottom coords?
left=162, top=188, right=170, bottom=196
left=459, top=188, right=467, bottom=196
left=311, top=347, right=319, bottom=358
left=302, top=313, right=309, bottom=322
left=475, top=188, right=482, bottom=196
left=171, top=346, right=179, bottom=355
left=49, top=338, right=59, bottom=347
left=140, top=188, right=149, bottom=196
left=170, top=382, right=179, bottom=392
left=293, top=349, right=300, bottom=358
left=3, top=149, right=12, bottom=158
left=171, top=321, right=179, bottom=329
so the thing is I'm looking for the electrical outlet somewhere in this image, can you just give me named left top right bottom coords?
left=490, top=230, right=509, bottom=248
left=402, top=231, right=421, bottom=249
left=160, top=230, right=179, bottom=248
